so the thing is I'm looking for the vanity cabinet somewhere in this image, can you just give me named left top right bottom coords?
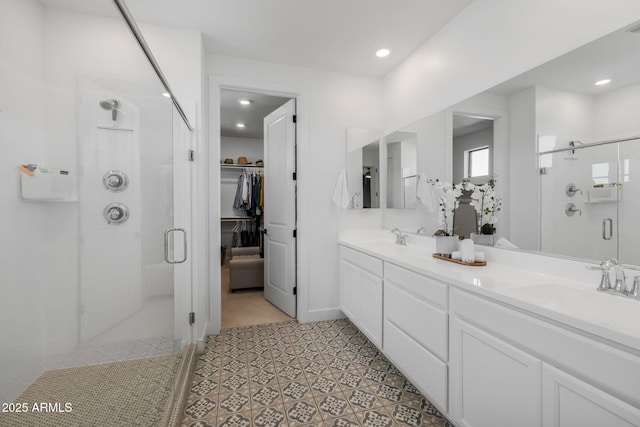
left=339, top=246, right=383, bottom=348
left=383, top=262, right=449, bottom=411
left=542, top=364, right=640, bottom=427
left=450, top=316, right=542, bottom=427
left=450, top=287, right=640, bottom=427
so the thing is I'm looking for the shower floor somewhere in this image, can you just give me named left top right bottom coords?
left=1, top=353, right=181, bottom=427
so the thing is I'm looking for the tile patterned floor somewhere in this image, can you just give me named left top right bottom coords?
left=181, top=319, right=454, bottom=427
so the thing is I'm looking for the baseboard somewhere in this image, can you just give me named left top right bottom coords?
left=299, top=307, right=345, bottom=323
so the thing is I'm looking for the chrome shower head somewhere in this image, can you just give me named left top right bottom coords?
left=99, top=99, right=119, bottom=121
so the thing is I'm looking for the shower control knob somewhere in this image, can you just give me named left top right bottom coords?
left=103, top=202, right=129, bottom=225
left=103, top=170, right=129, bottom=192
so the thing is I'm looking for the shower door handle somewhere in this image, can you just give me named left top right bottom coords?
left=164, top=228, right=187, bottom=264
left=602, top=218, right=613, bottom=241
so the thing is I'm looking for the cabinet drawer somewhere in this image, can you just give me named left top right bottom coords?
left=341, top=246, right=383, bottom=277
left=384, top=281, right=448, bottom=361
left=385, top=262, right=447, bottom=308
left=384, top=319, right=448, bottom=413
left=452, top=288, right=640, bottom=407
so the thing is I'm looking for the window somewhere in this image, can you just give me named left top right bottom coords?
left=465, top=146, right=490, bottom=178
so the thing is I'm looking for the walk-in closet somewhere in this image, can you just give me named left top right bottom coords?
left=219, top=89, right=295, bottom=327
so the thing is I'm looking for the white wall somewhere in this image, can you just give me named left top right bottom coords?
left=221, top=136, right=264, bottom=163
left=383, top=0, right=640, bottom=133
left=207, top=54, right=383, bottom=324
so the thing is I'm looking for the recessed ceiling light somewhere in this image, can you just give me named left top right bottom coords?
left=594, top=79, right=611, bottom=86
left=376, top=48, right=391, bottom=58
left=162, top=92, right=171, bottom=98
left=239, top=99, right=252, bottom=106
left=236, top=122, right=246, bottom=128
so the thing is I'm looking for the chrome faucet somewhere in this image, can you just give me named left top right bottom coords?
left=390, top=228, right=407, bottom=245
left=588, top=258, right=636, bottom=299
left=416, top=227, right=428, bottom=235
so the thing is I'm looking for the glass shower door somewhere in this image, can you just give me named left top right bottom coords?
left=539, top=138, right=618, bottom=261
left=616, top=138, right=640, bottom=266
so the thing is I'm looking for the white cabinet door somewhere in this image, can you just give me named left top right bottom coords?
left=358, top=268, right=383, bottom=347
left=542, top=364, right=640, bottom=427
left=339, top=258, right=361, bottom=324
left=450, top=317, right=542, bottom=427
left=339, top=248, right=383, bottom=349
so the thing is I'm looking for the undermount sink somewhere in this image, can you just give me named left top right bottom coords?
left=502, top=283, right=639, bottom=336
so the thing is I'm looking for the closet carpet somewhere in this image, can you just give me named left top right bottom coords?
left=181, top=319, right=454, bottom=427
left=221, top=264, right=293, bottom=328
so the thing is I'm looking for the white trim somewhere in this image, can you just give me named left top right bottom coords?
left=305, top=308, right=347, bottom=323
left=207, top=75, right=311, bottom=334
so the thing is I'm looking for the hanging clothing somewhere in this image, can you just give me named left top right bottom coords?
left=232, top=169, right=265, bottom=216
left=232, top=174, right=245, bottom=209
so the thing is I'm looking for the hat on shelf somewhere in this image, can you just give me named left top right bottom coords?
left=255, top=159, right=264, bottom=166
left=237, top=156, right=251, bottom=165
left=223, top=158, right=234, bottom=164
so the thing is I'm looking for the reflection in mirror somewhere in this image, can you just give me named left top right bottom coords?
left=346, top=128, right=380, bottom=209
left=453, top=114, right=494, bottom=185
left=385, top=131, right=417, bottom=208
left=388, top=20, right=640, bottom=266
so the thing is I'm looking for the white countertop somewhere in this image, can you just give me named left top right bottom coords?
left=339, top=229, right=640, bottom=353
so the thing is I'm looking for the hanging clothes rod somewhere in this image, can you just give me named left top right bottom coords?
left=538, top=134, right=640, bottom=155
left=221, top=217, right=254, bottom=222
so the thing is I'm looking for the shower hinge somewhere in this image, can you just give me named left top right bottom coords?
left=292, top=172, right=297, bottom=180
left=292, top=115, right=297, bottom=124
left=188, top=150, right=195, bottom=162
left=539, top=167, right=548, bottom=175
left=293, top=287, right=297, bottom=295
left=188, top=312, right=195, bottom=325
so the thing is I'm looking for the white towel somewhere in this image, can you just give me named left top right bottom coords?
left=415, top=173, right=437, bottom=212
left=332, top=170, right=350, bottom=209
left=495, top=237, right=518, bottom=249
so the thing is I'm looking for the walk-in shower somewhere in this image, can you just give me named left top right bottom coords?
left=1, top=0, right=194, bottom=423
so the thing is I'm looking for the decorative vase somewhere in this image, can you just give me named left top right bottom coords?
left=470, top=232, right=494, bottom=246
left=435, top=235, right=459, bottom=256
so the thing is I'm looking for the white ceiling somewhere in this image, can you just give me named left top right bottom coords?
left=38, top=0, right=473, bottom=77
left=220, top=90, right=290, bottom=139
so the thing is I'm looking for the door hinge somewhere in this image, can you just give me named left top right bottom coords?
left=292, top=115, right=297, bottom=123
left=263, top=228, right=267, bottom=235
left=293, top=287, right=297, bottom=295
left=188, top=150, right=195, bottom=162
left=188, top=312, right=195, bottom=325
left=292, top=172, right=297, bottom=180
left=293, top=229, right=297, bottom=238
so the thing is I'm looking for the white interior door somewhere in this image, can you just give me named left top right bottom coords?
left=263, top=99, right=296, bottom=317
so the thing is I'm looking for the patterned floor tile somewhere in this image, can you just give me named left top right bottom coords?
left=355, top=408, right=394, bottom=427
left=253, top=405, right=288, bottom=427
left=182, top=320, right=456, bottom=427
left=285, top=399, right=323, bottom=426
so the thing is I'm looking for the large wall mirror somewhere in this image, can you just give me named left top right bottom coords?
left=346, top=128, right=381, bottom=209
left=386, top=19, right=640, bottom=267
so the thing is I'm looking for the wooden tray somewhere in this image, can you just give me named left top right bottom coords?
left=432, top=253, right=486, bottom=266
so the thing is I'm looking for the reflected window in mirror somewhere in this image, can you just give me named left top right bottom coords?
left=453, top=114, right=494, bottom=185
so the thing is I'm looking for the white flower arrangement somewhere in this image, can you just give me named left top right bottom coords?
left=432, top=179, right=475, bottom=236
left=469, top=177, right=502, bottom=235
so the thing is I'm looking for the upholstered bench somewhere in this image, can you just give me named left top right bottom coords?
left=229, top=246, right=264, bottom=291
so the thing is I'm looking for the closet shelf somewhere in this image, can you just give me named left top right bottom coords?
left=221, top=164, right=263, bottom=169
